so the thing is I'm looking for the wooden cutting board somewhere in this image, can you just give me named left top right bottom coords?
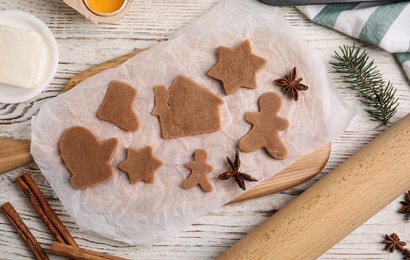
left=0, top=49, right=331, bottom=203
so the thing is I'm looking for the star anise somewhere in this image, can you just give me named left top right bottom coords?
left=383, top=233, right=406, bottom=253
left=399, top=190, right=410, bottom=216
left=274, top=67, right=309, bottom=101
left=218, top=150, right=257, bottom=190
left=404, top=248, right=410, bottom=260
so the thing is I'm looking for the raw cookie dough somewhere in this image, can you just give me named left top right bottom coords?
left=183, top=149, right=214, bottom=192
left=97, top=80, right=139, bottom=131
left=60, top=126, right=118, bottom=189
left=239, top=92, right=289, bottom=159
left=208, top=39, right=266, bottom=95
left=152, top=74, right=224, bottom=139
left=119, top=146, right=163, bottom=184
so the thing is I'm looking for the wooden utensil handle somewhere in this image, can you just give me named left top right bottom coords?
left=218, top=113, right=410, bottom=260
left=0, top=139, right=32, bottom=174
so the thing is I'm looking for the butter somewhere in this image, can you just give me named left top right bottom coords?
left=0, top=25, right=42, bottom=88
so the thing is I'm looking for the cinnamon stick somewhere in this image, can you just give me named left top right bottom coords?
left=15, top=173, right=77, bottom=247
left=50, top=241, right=127, bottom=260
left=0, top=202, right=49, bottom=260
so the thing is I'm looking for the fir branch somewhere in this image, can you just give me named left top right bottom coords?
left=331, top=44, right=399, bottom=125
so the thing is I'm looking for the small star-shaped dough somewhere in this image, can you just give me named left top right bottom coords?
left=119, top=146, right=163, bottom=184
left=208, top=39, right=266, bottom=95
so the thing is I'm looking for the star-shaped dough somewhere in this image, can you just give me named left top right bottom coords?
left=208, top=39, right=266, bottom=95
left=119, top=146, right=163, bottom=184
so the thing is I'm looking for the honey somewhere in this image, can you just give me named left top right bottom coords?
left=84, top=0, right=127, bottom=15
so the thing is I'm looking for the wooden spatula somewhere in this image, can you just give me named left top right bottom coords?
left=0, top=139, right=32, bottom=174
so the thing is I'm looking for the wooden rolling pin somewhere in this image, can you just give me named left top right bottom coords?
left=218, top=113, right=410, bottom=260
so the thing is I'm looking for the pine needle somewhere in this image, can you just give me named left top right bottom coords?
left=331, top=44, right=399, bottom=125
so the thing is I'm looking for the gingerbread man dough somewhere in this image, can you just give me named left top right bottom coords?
left=183, top=149, right=214, bottom=192
left=239, top=92, right=289, bottom=159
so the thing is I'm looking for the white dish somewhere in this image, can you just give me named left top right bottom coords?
left=0, top=10, right=58, bottom=104
left=83, top=0, right=129, bottom=17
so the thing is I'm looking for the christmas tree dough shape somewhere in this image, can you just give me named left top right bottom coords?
left=152, top=74, right=224, bottom=139
left=208, top=39, right=266, bottom=95
left=97, top=80, right=139, bottom=131
left=183, top=149, right=214, bottom=192
left=119, top=146, right=163, bottom=184
left=60, top=126, right=118, bottom=189
left=239, top=92, right=289, bottom=159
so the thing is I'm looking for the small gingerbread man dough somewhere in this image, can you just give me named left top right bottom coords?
left=239, top=92, right=289, bottom=159
left=183, top=149, right=214, bottom=192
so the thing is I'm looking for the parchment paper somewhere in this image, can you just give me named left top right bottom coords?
left=31, top=0, right=355, bottom=246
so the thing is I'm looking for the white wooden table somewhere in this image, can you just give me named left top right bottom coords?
left=0, top=1, right=409, bottom=259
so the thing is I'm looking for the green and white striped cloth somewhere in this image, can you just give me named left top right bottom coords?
left=298, top=2, right=410, bottom=80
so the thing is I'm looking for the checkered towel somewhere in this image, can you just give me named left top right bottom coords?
left=298, top=2, right=410, bottom=80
